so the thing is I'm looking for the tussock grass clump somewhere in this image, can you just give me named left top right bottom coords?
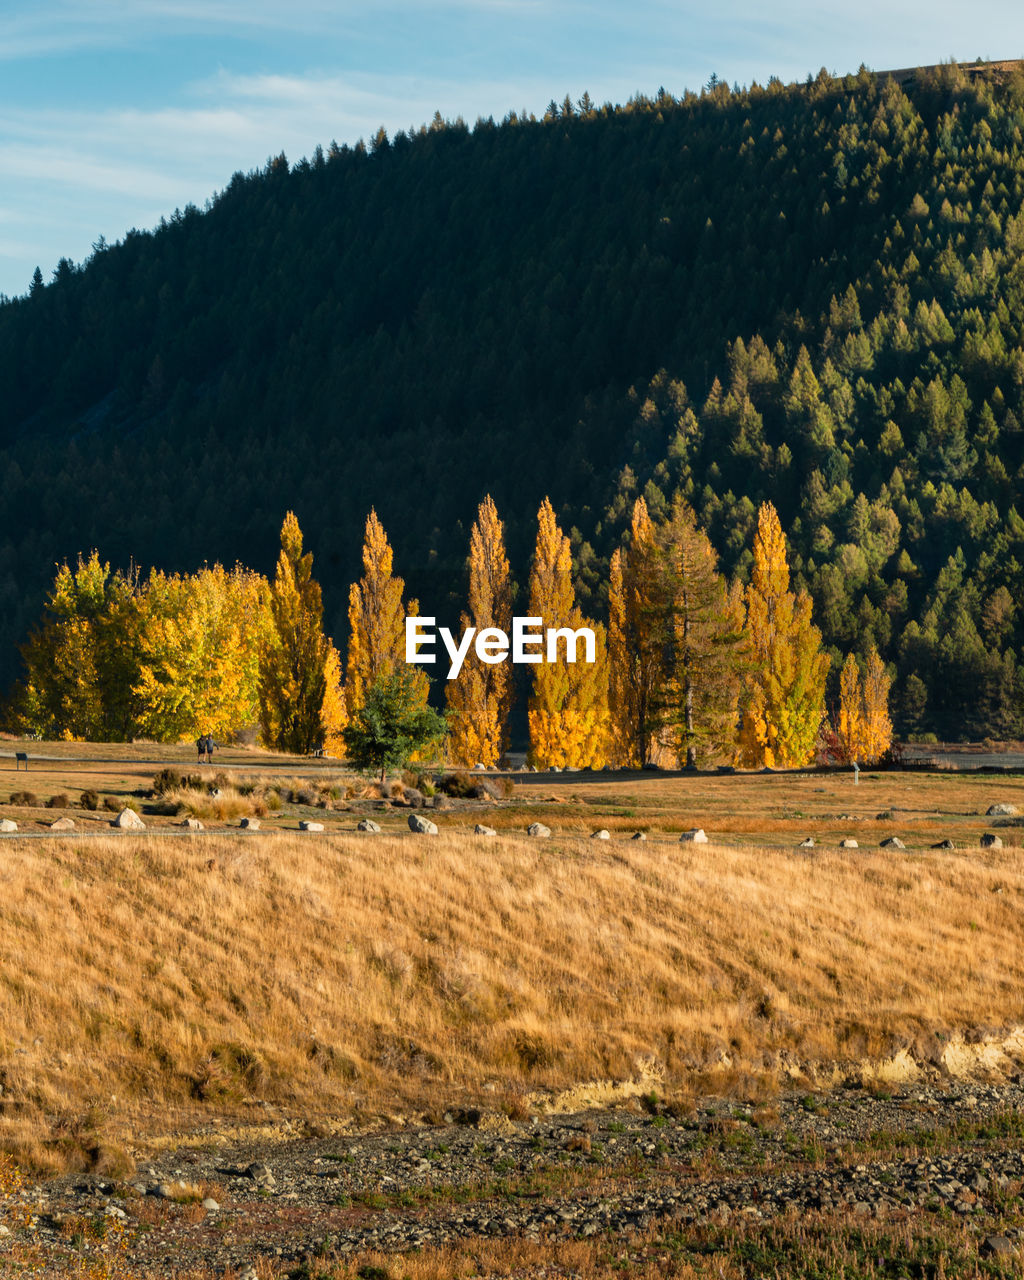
left=45, top=793, right=70, bottom=809
left=1, top=832, right=1024, bottom=1168
left=78, top=789, right=99, bottom=811
left=8, top=791, right=36, bottom=807
left=163, top=785, right=266, bottom=822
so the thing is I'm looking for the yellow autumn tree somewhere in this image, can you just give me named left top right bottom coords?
left=737, top=501, right=829, bottom=768
left=260, top=512, right=341, bottom=754
left=19, top=552, right=143, bottom=740
left=347, top=509, right=427, bottom=713
left=446, top=496, right=514, bottom=766
left=608, top=497, right=666, bottom=767
left=137, top=564, right=273, bottom=743
left=834, top=652, right=864, bottom=764
left=860, top=645, right=893, bottom=763
left=527, top=498, right=609, bottom=768
left=321, top=641, right=348, bottom=756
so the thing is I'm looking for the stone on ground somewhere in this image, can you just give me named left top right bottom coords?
left=986, top=803, right=1018, bottom=817
left=591, top=829, right=611, bottom=840
left=49, top=816, right=75, bottom=831
left=239, top=817, right=260, bottom=830
left=839, top=838, right=858, bottom=848
left=408, top=814, right=438, bottom=835
left=112, top=807, right=145, bottom=830
left=474, top=824, right=497, bottom=835
left=357, top=818, right=381, bottom=833
left=527, top=822, right=551, bottom=837
left=679, top=828, right=708, bottom=843
left=980, top=832, right=1003, bottom=849
left=0, top=818, right=17, bottom=832
left=180, top=817, right=204, bottom=831
left=879, top=836, right=905, bottom=849
left=299, top=820, right=325, bottom=832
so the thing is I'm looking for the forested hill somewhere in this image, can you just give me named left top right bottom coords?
left=3, top=60, right=1024, bottom=739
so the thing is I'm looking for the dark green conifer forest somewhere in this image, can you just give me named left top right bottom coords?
left=3, top=60, right=1024, bottom=740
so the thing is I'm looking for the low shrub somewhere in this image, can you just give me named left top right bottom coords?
left=9, top=790, right=37, bottom=807
left=79, top=789, right=99, bottom=811
left=46, top=793, right=70, bottom=809
left=102, top=797, right=122, bottom=813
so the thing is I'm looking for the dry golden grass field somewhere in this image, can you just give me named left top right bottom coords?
left=1, top=740, right=1023, bottom=1178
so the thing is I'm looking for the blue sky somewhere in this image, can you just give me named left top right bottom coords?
left=2, top=0, right=1024, bottom=300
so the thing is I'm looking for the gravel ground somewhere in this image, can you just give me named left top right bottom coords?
left=3, top=1077, right=1023, bottom=1276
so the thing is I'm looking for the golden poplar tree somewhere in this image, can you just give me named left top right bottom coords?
left=737, top=501, right=829, bottom=768
left=346, top=509, right=426, bottom=712
left=446, top=496, right=514, bottom=766
left=608, top=497, right=665, bottom=767
left=860, top=645, right=893, bottom=763
left=260, top=512, right=338, bottom=753
left=834, top=651, right=864, bottom=764
left=527, top=498, right=609, bottom=768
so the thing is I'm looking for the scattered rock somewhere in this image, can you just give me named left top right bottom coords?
left=111, top=807, right=145, bottom=830
left=550, top=765, right=562, bottom=773
left=201, top=1198, right=220, bottom=1212
left=879, top=836, right=905, bottom=849
left=591, top=829, right=611, bottom=840
left=408, top=814, right=438, bottom=835
left=474, top=824, right=497, bottom=835
left=180, top=816, right=204, bottom=831
left=299, top=820, right=325, bottom=832
left=357, top=818, right=381, bottom=833
left=980, top=1235, right=1016, bottom=1259
left=679, top=828, right=708, bottom=843
left=0, top=818, right=17, bottom=832
left=631, top=831, right=647, bottom=840
left=839, top=838, right=858, bottom=848
left=527, top=822, right=551, bottom=837
left=797, top=837, right=815, bottom=848
left=980, top=833, right=1003, bottom=849
left=473, top=763, right=487, bottom=771
left=49, top=816, right=75, bottom=831
left=244, top=1161, right=276, bottom=1191
left=239, top=817, right=260, bottom=830
left=931, top=838, right=955, bottom=849
left=986, top=803, right=1018, bottom=817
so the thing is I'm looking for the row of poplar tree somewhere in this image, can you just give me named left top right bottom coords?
left=14, top=497, right=892, bottom=769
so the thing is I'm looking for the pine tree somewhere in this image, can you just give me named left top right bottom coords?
left=259, top=512, right=333, bottom=753
left=653, top=498, right=746, bottom=768
left=527, top=498, right=609, bottom=768
left=738, top=502, right=829, bottom=768
left=346, top=509, right=425, bottom=712
left=608, top=497, right=665, bottom=767
left=446, top=496, right=514, bottom=766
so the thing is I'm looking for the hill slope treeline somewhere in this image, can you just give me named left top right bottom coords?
left=3, top=61, right=1024, bottom=739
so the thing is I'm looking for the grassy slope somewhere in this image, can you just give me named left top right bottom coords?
left=1, top=826, right=1023, bottom=1171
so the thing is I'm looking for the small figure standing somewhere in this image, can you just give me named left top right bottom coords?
left=196, top=733, right=206, bottom=764
left=206, top=735, right=215, bottom=763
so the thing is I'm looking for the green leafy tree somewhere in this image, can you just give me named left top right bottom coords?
left=342, top=668, right=448, bottom=782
